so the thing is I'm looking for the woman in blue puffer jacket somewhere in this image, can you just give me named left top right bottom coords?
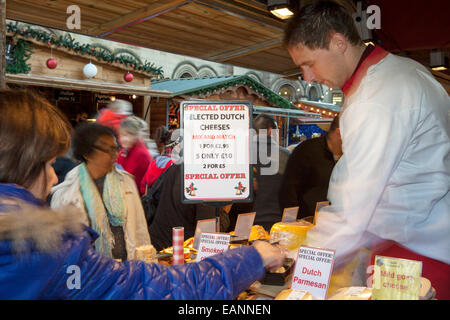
left=0, top=90, right=285, bottom=300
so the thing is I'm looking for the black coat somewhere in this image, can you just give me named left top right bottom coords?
left=252, top=137, right=290, bottom=232
left=279, top=136, right=336, bottom=219
left=148, top=164, right=229, bottom=251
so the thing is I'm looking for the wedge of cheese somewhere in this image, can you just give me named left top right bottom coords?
left=249, top=225, right=270, bottom=241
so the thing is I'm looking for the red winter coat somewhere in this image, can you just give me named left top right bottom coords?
left=140, top=155, right=175, bottom=195
left=117, top=139, right=153, bottom=195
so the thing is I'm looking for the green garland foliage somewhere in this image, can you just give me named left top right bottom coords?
left=6, top=23, right=164, bottom=77
left=187, top=76, right=296, bottom=110
left=6, top=38, right=33, bottom=74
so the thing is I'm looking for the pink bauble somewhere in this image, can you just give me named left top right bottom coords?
left=46, top=58, right=57, bottom=69
left=124, top=72, right=133, bottom=82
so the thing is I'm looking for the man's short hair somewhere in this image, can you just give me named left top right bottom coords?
left=284, top=1, right=362, bottom=50
left=253, top=114, right=277, bottom=134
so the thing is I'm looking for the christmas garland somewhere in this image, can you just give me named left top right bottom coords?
left=6, top=38, right=33, bottom=74
left=6, top=23, right=164, bottom=77
left=185, top=76, right=297, bottom=110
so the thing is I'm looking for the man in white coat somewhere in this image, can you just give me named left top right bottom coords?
left=284, top=1, right=449, bottom=299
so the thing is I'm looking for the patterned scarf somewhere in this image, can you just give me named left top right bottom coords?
left=78, top=163, right=126, bottom=258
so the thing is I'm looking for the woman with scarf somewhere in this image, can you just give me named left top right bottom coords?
left=0, top=89, right=286, bottom=299
left=51, top=122, right=151, bottom=261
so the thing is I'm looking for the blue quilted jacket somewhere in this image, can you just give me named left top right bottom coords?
left=0, top=184, right=266, bottom=299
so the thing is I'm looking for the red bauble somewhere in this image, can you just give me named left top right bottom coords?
left=124, top=72, right=133, bottom=82
left=46, top=58, right=57, bottom=69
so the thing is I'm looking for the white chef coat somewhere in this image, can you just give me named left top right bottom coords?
left=307, top=51, right=450, bottom=265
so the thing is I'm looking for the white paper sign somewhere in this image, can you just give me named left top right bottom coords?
left=234, top=212, right=256, bottom=240
left=193, top=218, right=216, bottom=250
left=196, top=232, right=230, bottom=261
left=314, top=201, right=330, bottom=225
left=291, top=245, right=335, bottom=300
left=282, top=206, right=299, bottom=222
left=181, top=102, right=251, bottom=201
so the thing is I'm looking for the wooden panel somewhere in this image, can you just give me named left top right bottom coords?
left=149, top=99, right=168, bottom=136
left=29, top=45, right=149, bottom=86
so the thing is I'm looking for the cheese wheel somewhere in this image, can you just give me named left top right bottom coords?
left=269, top=220, right=313, bottom=250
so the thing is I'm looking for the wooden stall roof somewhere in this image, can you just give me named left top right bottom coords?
left=151, top=75, right=318, bottom=115
left=6, top=73, right=172, bottom=97
left=4, top=0, right=450, bottom=92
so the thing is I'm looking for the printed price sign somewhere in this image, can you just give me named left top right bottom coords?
left=196, top=232, right=230, bottom=261
left=193, top=218, right=216, bottom=250
left=291, top=245, right=335, bottom=300
left=372, top=256, right=422, bottom=300
left=234, top=212, right=256, bottom=240
left=181, top=101, right=252, bottom=203
left=282, top=206, right=299, bottom=222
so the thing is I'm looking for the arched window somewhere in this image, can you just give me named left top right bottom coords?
left=309, top=86, right=319, bottom=101
left=172, top=63, right=198, bottom=79
left=198, top=66, right=217, bottom=78
left=180, top=72, right=194, bottom=79
left=279, top=84, right=296, bottom=102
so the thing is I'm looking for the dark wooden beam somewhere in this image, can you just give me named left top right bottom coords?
left=195, top=0, right=285, bottom=32
left=88, top=0, right=191, bottom=37
left=209, top=37, right=283, bottom=62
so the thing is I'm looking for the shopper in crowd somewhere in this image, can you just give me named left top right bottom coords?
left=138, top=118, right=160, bottom=158
left=52, top=148, right=78, bottom=186
left=251, top=114, right=290, bottom=232
left=45, top=149, right=78, bottom=205
left=117, top=116, right=153, bottom=196
left=284, top=1, right=449, bottom=299
left=96, top=99, right=132, bottom=135
left=0, top=89, right=285, bottom=299
left=140, top=130, right=180, bottom=228
left=140, top=126, right=178, bottom=195
left=154, top=125, right=174, bottom=155
left=279, top=115, right=341, bottom=219
left=51, top=122, right=152, bottom=261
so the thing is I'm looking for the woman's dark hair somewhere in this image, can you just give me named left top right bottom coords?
left=153, top=126, right=171, bottom=145
left=153, top=126, right=171, bottom=154
left=0, top=89, right=71, bottom=189
left=72, top=122, right=116, bottom=162
left=284, top=1, right=362, bottom=50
